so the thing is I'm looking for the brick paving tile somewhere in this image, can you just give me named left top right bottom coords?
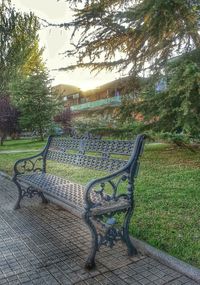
left=0, top=175, right=198, bottom=285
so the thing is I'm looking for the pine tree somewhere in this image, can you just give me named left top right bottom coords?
left=62, top=0, right=200, bottom=75
left=137, top=50, right=200, bottom=137
left=11, top=71, right=58, bottom=141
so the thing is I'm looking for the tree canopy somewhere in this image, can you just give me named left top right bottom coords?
left=59, top=0, right=200, bottom=139
left=0, top=1, right=52, bottom=142
left=136, top=50, right=200, bottom=137
left=0, top=0, right=41, bottom=94
left=10, top=71, right=58, bottom=141
left=62, top=0, right=200, bottom=75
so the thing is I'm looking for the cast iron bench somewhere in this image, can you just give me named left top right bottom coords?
left=12, top=134, right=145, bottom=269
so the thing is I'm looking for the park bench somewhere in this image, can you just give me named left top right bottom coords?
left=12, top=134, right=145, bottom=269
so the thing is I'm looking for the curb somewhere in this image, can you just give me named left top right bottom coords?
left=131, top=237, right=200, bottom=283
left=0, top=171, right=11, bottom=180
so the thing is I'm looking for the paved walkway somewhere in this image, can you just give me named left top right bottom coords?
left=0, top=175, right=198, bottom=285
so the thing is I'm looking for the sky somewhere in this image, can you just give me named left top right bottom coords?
left=11, top=0, right=119, bottom=90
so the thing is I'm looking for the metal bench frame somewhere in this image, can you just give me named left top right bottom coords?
left=12, top=134, right=145, bottom=269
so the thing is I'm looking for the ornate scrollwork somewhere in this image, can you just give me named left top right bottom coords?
left=92, top=212, right=126, bottom=249
left=15, top=156, right=44, bottom=175
left=85, top=172, right=135, bottom=254
left=92, top=174, right=130, bottom=208
left=99, top=226, right=122, bottom=248
left=70, top=130, right=102, bottom=140
left=22, top=186, right=40, bottom=198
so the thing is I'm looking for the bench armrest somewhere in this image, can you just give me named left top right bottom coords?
left=13, top=151, right=45, bottom=176
left=84, top=134, right=145, bottom=213
left=13, top=136, right=53, bottom=177
left=84, top=167, right=131, bottom=212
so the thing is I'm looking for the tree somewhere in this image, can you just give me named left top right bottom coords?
left=11, top=72, right=58, bottom=141
left=137, top=50, right=200, bottom=137
left=54, top=107, right=72, bottom=135
left=0, top=97, right=20, bottom=145
left=61, top=0, right=200, bottom=75
left=59, top=0, right=200, bottom=138
left=20, top=40, right=46, bottom=76
left=0, top=0, right=40, bottom=94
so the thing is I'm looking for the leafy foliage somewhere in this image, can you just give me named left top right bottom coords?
left=10, top=72, right=59, bottom=140
left=0, top=0, right=41, bottom=94
left=20, top=40, right=45, bottom=76
left=0, top=1, right=55, bottom=141
left=62, top=0, right=200, bottom=74
left=137, top=51, right=200, bottom=137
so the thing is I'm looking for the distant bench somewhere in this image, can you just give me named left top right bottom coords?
left=12, top=134, right=145, bottom=269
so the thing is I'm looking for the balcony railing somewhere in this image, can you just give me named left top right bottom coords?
left=70, top=96, right=121, bottom=111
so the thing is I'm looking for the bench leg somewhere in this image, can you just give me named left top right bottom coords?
left=39, top=192, right=48, bottom=204
left=84, top=212, right=98, bottom=270
left=123, top=208, right=137, bottom=256
left=13, top=180, right=23, bottom=210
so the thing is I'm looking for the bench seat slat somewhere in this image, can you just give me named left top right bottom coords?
left=17, top=173, right=130, bottom=216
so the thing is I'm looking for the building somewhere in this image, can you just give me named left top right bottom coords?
left=52, top=76, right=143, bottom=133
left=52, top=76, right=141, bottom=114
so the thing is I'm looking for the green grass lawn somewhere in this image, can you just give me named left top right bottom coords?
left=0, top=139, right=199, bottom=268
left=0, top=138, right=46, bottom=152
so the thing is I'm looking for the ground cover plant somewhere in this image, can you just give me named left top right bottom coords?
left=0, top=139, right=199, bottom=268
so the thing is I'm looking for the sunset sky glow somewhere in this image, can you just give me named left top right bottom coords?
left=11, top=0, right=119, bottom=90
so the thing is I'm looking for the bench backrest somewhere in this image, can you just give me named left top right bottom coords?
left=45, top=135, right=145, bottom=173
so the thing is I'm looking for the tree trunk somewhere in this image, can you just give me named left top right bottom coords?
left=0, top=134, right=6, bottom=146
left=38, top=125, right=44, bottom=141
